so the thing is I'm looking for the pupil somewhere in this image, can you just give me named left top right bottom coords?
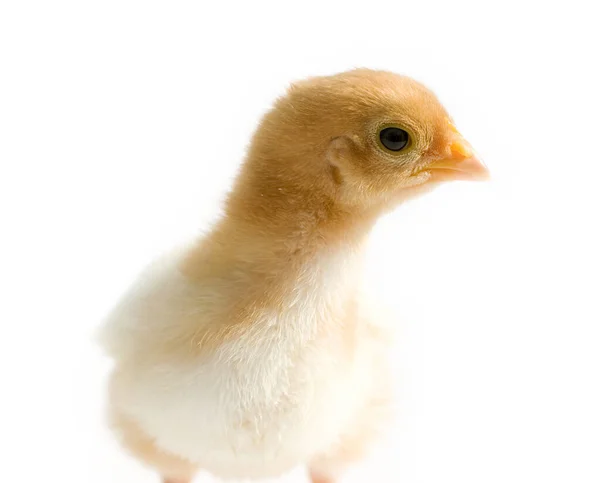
left=380, top=127, right=409, bottom=151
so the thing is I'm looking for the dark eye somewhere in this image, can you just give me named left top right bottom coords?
left=379, top=127, right=410, bottom=152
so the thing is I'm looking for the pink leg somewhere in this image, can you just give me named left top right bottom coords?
left=310, top=471, right=336, bottom=483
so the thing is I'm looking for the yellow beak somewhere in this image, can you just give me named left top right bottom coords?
left=427, top=134, right=490, bottom=182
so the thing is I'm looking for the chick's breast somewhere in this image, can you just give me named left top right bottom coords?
left=101, top=248, right=391, bottom=479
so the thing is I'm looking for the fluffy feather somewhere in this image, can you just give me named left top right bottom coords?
left=99, top=68, right=487, bottom=482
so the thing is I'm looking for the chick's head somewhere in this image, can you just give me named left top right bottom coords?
left=241, top=69, right=488, bottom=216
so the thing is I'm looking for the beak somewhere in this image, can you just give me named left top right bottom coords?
left=426, top=133, right=490, bottom=182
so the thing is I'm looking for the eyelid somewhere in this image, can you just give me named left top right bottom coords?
left=376, top=122, right=415, bottom=140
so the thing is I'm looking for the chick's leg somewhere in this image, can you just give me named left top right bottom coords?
left=308, top=432, right=366, bottom=483
left=308, top=366, right=394, bottom=483
left=309, top=472, right=336, bottom=483
left=308, top=402, right=392, bottom=482
left=109, top=408, right=196, bottom=483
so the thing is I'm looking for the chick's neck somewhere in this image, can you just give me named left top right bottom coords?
left=223, top=161, right=378, bottom=255
left=181, top=167, right=378, bottom=289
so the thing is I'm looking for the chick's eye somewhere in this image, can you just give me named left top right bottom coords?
left=379, top=127, right=410, bottom=152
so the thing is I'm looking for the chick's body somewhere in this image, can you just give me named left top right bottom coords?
left=101, top=69, right=487, bottom=482
left=104, top=241, right=389, bottom=481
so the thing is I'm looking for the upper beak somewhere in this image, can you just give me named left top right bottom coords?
left=426, top=132, right=490, bottom=182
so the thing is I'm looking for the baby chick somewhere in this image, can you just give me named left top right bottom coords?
left=100, top=68, right=488, bottom=483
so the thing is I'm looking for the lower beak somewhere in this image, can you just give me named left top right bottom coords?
left=426, top=138, right=490, bottom=182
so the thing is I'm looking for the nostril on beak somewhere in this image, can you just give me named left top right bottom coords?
left=450, top=140, right=473, bottom=160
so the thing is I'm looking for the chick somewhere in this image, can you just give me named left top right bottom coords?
left=100, top=68, right=488, bottom=483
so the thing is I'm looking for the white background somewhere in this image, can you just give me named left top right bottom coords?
left=1, top=1, right=599, bottom=482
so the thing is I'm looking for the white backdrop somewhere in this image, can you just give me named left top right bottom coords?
left=1, top=1, right=599, bottom=482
